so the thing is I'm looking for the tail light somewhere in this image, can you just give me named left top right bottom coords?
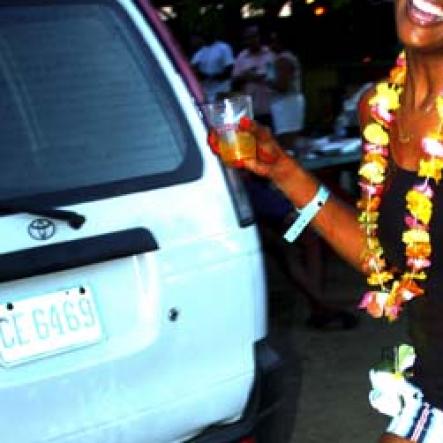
left=224, top=168, right=255, bottom=227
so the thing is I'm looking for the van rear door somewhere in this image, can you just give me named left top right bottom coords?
left=0, top=1, right=262, bottom=442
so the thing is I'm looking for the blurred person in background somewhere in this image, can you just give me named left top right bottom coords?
left=231, top=25, right=275, bottom=127
left=190, top=31, right=234, bottom=103
left=334, top=81, right=374, bottom=138
left=268, top=31, right=306, bottom=150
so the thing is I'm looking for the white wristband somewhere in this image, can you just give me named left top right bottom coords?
left=283, top=185, right=330, bottom=243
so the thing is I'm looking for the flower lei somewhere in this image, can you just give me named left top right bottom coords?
left=358, top=51, right=443, bottom=321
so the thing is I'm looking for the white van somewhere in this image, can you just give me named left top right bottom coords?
left=0, top=1, right=282, bottom=442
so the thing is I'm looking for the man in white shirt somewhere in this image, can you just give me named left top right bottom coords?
left=191, top=35, right=234, bottom=103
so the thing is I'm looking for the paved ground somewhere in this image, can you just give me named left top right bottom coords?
left=265, top=243, right=409, bottom=443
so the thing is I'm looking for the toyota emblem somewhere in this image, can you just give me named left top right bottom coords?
left=28, top=218, right=56, bottom=241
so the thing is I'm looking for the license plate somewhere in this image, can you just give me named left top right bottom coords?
left=0, top=286, right=103, bottom=367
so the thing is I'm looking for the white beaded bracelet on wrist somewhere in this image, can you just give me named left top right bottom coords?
left=283, top=185, right=330, bottom=242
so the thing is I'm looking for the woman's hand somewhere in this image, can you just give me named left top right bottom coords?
left=207, top=117, right=296, bottom=183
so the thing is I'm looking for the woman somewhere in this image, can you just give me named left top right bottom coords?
left=209, top=0, right=443, bottom=441
left=231, top=25, right=275, bottom=127
left=267, top=31, right=306, bottom=149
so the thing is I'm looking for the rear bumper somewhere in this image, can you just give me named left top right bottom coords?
left=190, top=339, right=284, bottom=443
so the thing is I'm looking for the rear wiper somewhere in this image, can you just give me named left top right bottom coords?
left=0, top=203, right=86, bottom=229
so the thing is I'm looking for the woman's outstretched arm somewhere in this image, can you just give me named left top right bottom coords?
left=209, top=119, right=368, bottom=272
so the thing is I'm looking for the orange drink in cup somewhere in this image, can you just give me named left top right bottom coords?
left=203, top=95, right=256, bottom=166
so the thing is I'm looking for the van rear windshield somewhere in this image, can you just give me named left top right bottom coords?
left=0, top=1, right=201, bottom=206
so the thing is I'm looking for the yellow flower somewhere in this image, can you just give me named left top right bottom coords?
left=363, top=123, right=390, bottom=146
left=363, top=152, right=388, bottom=169
left=358, top=162, right=386, bottom=183
left=367, top=255, right=386, bottom=271
left=406, top=189, right=433, bottom=224
left=403, top=272, right=427, bottom=281
left=406, top=242, right=432, bottom=258
left=389, top=66, right=406, bottom=85
left=367, top=271, right=394, bottom=286
left=402, top=229, right=430, bottom=245
left=386, top=280, right=400, bottom=302
left=362, top=239, right=384, bottom=256
left=368, top=82, right=401, bottom=111
left=357, top=196, right=382, bottom=212
left=358, top=211, right=379, bottom=224
left=366, top=237, right=382, bottom=251
left=437, top=96, right=443, bottom=119
left=418, top=158, right=443, bottom=183
left=361, top=225, right=377, bottom=235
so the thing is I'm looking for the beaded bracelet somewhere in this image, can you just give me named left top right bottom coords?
left=283, top=185, right=330, bottom=242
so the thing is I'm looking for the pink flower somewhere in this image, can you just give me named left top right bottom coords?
left=358, top=181, right=384, bottom=196
left=413, top=181, right=434, bottom=199
left=404, top=215, right=426, bottom=229
left=363, top=143, right=389, bottom=156
left=396, top=54, right=406, bottom=67
left=384, top=304, right=401, bottom=321
left=359, top=291, right=386, bottom=319
left=371, top=105, right=394, bottom=126
left=358, top=291, right=373, bottom=309
left=406, top=257, right=431, bottom=271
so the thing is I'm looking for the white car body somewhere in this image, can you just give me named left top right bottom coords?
left=0, top=1, right=277, bottom=442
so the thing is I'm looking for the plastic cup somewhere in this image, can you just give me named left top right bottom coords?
left=203, top=95, right=256, bottom=166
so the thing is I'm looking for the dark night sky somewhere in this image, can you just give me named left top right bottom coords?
left=277, top=1, right=399, bottom=64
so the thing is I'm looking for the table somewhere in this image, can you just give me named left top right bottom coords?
left=293, top=137, right=362, bottom=200
left=293, top=136, right=362, bottom=170
left=299, top=150, right=361, bottom=171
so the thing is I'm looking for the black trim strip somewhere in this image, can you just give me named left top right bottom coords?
left=0, top=228, right=158, bottom=283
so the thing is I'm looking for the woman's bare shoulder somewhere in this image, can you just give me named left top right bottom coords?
left=357, top=83, right=377, bottom=128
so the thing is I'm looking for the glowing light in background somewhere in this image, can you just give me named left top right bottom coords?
left=241, top=2, right=265, bottom=18
left=278, top=1, right=292, bottom=17
left=159, top=5, right=176, bottom=20
left=313, top=5, right=327, bottom=16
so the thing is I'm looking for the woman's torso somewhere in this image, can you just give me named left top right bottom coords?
left=378, top=163, right=443, bottom=409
